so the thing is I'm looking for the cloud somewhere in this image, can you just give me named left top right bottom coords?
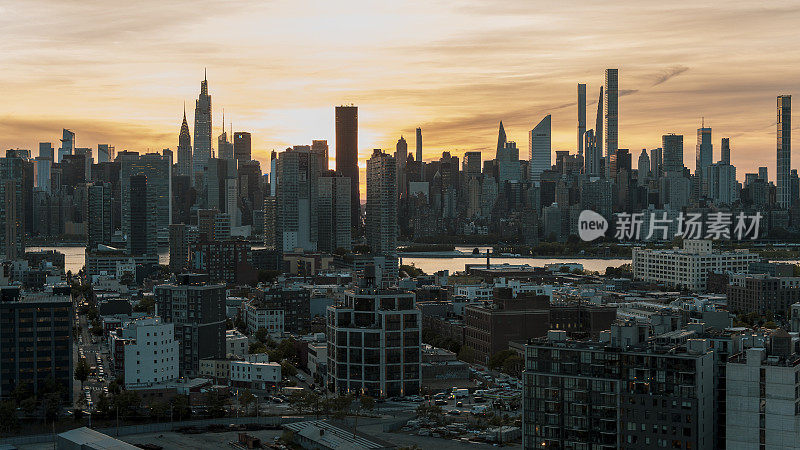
left=652, top=65, right=690, bottom=86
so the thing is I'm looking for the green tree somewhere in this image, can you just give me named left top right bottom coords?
left=171, top=394, right=191, bottom=421
left=458, top=345, right=476, bottom=363
left=0, top=401, right=19, bottom=433
left=249, top=341, right=267, bottom=354
left=239, top=389, right=256, bottom=416
left=255, top=328, right=270, bottom=344
left=74, top=358, right=90, bottom=388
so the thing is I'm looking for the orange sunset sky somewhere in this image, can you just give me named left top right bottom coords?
left=2, top=0, right=800, bottom=198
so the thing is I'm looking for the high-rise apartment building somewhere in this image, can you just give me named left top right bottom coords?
left=0, top=287, right=73, bottom=404
left=177, top=109, right=193, bottom=178
left=97, top=144, right=113, bottom=163
left=650, top=147, right=663, bottom=179
left=696, top=125, right=713, bottom=196
left=415, top=127, right=423, bottom=178
left=86, top=182, right=112, bottom=250
left=603, top=69, right=618, bottom=178
left=276, top=147, right=319, bottom=252
left=326, top=286, right=421, bottom=397
left=529, top=115, right=551, bottom=184
left=317, top=173, right=351, bottom=253
left=119, top=152, right=172, bottom=249
left=58, top=129, right=75, bottom=163
left=193, top=73, right=212, bottom=178
left=523, top=330, right=714, bottom=449
left=662, top=134, right=684, bottom=174
left=777, top=95, right=792, bottom=208
left=335, top=106, right=360, bottom=230
left=0, top=157, right=25, bottom=260
left=154, top=275, right=226, bottom=378
left=462, top=152, right=481, bottom=179
left=234, top=131, right=251, bottom=163
left=366, top=149, right=398, bottom=282
left=395, top=136, right=408, bottom=198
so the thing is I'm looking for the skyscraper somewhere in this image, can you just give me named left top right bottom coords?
left=193, top=72, right=212, bottom=177
left=311, top=139, right=329, bottom=172
left=234, top=132, right=251, bottom=163
left=463, top=152, right=482, bottom=179
left=120, top=152, right=172, bottom=251
left=97, top=144, right=113, bottom=163
left=335, top=106, right=359, bottom=230
left=777, top=95, right=792, bottom=208
left=577, top=83, right=586, bottom=167
left=0, top=157, right=24, bottom=260
left=366, top=149, right=398, bottom=282
left=759, top=166, right=768, bottom=181
left=650, top=148, right=663, bottom=179
left=395, top=136, right=408, bottom=198
left=276, top=147, right=319, bottom=252
left=217, top=115, right=233, bottom=160
left=638, top=149, right=650, bottom=180
left=58, top=129, right=75, bottom=163
left=496, top=121, right=507, bottom=156
left=128, top=174, right=153, bottom=257
left=662, top=134, right=684, bottom=174
left=529, top=115, right=551, bottom=184
left=415, top=127, right=423, bottom=177
left=86, top=182, right=112, bottom=250
left=317, top=173, right=351, bottom=253
left=177, top=107, right=193, bottom=178
left=696, top=124, right=713, bottom=196
left=720, top=137, right=731, bottom=165
left=603, top=69, right=618, bottom=178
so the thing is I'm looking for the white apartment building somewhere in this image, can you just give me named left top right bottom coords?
left=632, top=239, right=759, bottom=291
left=494, top=278, right=554, bottom=299
left=241, top=298, right=285, bottom=337
left=230, top=353, right=281, bottom=390
left=727, top=344, right=800, bottom=450
left=226, top=329, right=249, bottom=358
left=454, top=285, right=494, bottom=302
left=111, top=317, right=179, bottom=388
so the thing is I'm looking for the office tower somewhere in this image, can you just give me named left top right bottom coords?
left=603, top=69, right=618, bottom=177
left=696, top=124, right=713, bottom=196
left=96, top=144, right=110, bottom=163
left=38, top=142, right=54, bottom=160
left=336, top=106, right=361, bottom=231
left=596, top=86, right=603, bottom=165
left=205, top=158, right=236, bottom=214
left=650, top=148, right=663, bottom=179
left=217, top=117, right=233, bottom=160
left=86, top=182, right=112, bottom=249
left=269, top=150, right=278, bottom=196
left=577, top=83, right=586, bottom=166
left=128, top=174, right=154, bottom=256
left=463, top=151, right=482, bottom=178
left=496, top=121, right=507, bottom=156
left=708, top=162, right=738, bottom=205
left=759, top=166, right=768, bottom=181
left=395, top=136, right=408, bottom=198
left=177, top=108, right=193, bottom=178
left=326, top=287, right=421, bottom=397
left=497, top=141, right=520, bottom=183
left=720, top=137, right=731, bottom=165
left=311, top=139, right=329, bottom=172
left=792, top=169, right=800, bottom=207
left=777, top=95, right=792, bottom=208
left=120, top=152, right=172, bottom=249
left=0, top=287, right=73, bottom=404
left=0, top=158, right=24, bottom=260
left=193, top=72, right=212, bottom=177
left=529, top=115, right=551, bottom=184
left=154, top=276, right=226, bottom=378
left=615, top=148, right=631, bottom=174
left=276, top=147, right=319, bottom=252
left=415, top=127, right=423, bottom=178
left=57, top=129, right=75, bottom=163
left=335, top=106, right=360, bottom=230
left=234, top=131, right=251, bottom=163
left=662, top=134, right=684, bottom=174
left=366, top=149, right=398, bottom=282
left=224, top=178, right=238, bottom=227
left=237, top=159, right=263, bottom=226
left=637, top=149, right=650, bottom=180
left=318, top=173, right=351, bottom=253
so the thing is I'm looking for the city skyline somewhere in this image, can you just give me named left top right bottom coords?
left=2, top=1, right=800, bottom=192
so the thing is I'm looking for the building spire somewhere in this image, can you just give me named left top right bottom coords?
left=204, top=67, right=207, bottom=81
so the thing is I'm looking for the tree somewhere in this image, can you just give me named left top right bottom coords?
left=239, top=390, right=256, bottom=416
left=249, top=341, right=267, bottom=354
left=458, top=345, right=476, bottom=363
left=74, top=358, right=90, bottom=388
left=133, top=296, right=154, bottom=313
left=280, top=361, right=298, bottom=377
left=255, top=328, right=270, bottom=344
left=0, top=401, right=19, bottom=433
left=359, top=396, right=375, bottom=414
left=171, top=394, right=191, bottom=421
left=206, top=391, right=227, bottom=418
left=149, top=400, right=169, bottom=420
